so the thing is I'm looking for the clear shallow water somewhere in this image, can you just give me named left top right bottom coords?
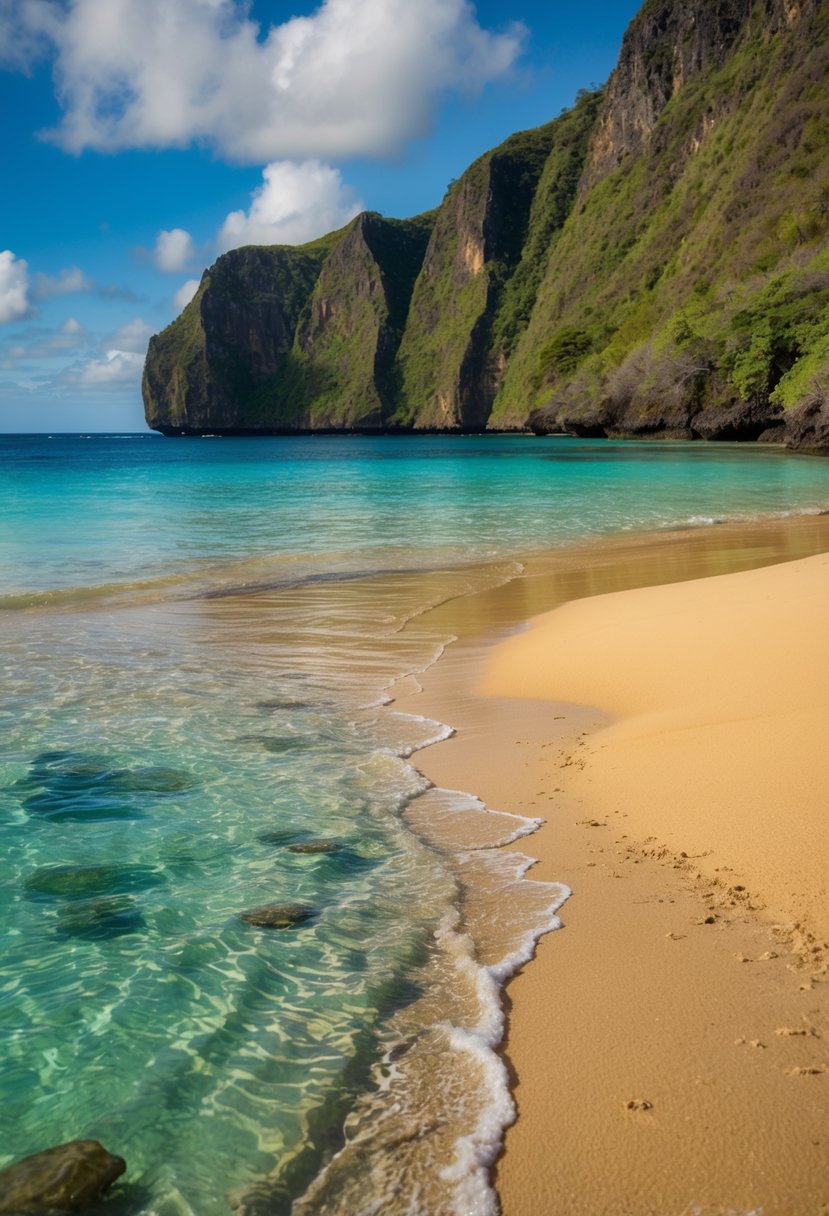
left=3, top=433, right=829, bottom=606
left=2, top=433, right=829, bottom=1214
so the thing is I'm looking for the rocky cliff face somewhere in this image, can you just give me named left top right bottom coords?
left=143, top=0, right=829, bottom=448
left=394, top=118, right=568, bottom=428
left=143, top=243, right=333, bottom=433
left=284, top=212, right=433, bottom=428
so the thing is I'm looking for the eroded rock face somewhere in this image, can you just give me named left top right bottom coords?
left=143, top=244, right=331, bottom=434
left=0, top=1140, right=126, bottom=1215
left=784, top=396, right=829, bottom=451
left=581, top=0, right=764, bottom=193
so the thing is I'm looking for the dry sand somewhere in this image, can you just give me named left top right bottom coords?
left=397, top=517, right=829, bottom=1216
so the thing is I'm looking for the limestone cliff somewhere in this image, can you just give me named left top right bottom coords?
left=277, top=212, right=433, bottom=428
left=143, top=241, right=335, bottom=434
left=143, top=0, right=829, bottom=448
left=394, top=117, right=573, bottom=428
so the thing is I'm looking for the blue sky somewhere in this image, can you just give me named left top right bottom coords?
left=0, top=0, right=638, bottom=432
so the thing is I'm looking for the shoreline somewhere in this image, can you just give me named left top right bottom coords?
left=395, top=512, right=829, bottom=1215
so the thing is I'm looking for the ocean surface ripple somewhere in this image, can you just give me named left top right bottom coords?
left=2, top=433, right=829, bottom=1213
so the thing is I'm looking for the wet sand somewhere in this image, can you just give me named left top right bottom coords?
left=396, top=514, right=829, bottom=1216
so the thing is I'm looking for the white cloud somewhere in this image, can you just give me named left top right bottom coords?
left=58, top=348, right=145, bottom=387
left=0, top=250, right=31, bottom=323
left=106, top=317, right=153, bottom=353
left=43, top=316, right=151, bottom=387
left=32, top=265, right=94, bottom=300
left=218, top=160, right=362, bottom=251
left=77, top=349, right=145, bottom=385
left=153, top=228, right=195, bottom=272
left=0, top=0, right=43, bottom=67
left=12, top=0, right=524, bottom=162
left=0, top=316, right=89, bottom=369
left=173, top=278, right=201, bottom=310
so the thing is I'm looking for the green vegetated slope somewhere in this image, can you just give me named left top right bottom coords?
left=503, top=0, right=829, bottom=446
left=143, top=0, right=829, bottom=447
left=393, top=102, right=599, bottom=428
left=270, top=211, right=435, bottom=429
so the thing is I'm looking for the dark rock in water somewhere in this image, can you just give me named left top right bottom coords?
left=254, top=698, right=314, bottom=711
left=285, top=840, right=338, bottom=855
left=0, top=1139, right=125, bottom=1214
left=24, top=864, right=165, bottom=902
left=55, top=896, right=145, bottom=940
left=22, top=789, right=147, bottom=822
left=237, top=734, right=312, bottom=753
left=107, top=766, right=197, bottom=794
left=256, top=829, right=297, bottom=847
left=240, top=902, right=316, bottom=929
left=17, top=751, right=196, bottom=823
left=256, top=830, right=338, bottom=853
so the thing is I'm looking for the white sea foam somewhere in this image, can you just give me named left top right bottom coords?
left=430, top=855, right=570, bottom=1215
left=425, top=785, right=544, bottom=846
left=387, top=711, right=455, bottom=757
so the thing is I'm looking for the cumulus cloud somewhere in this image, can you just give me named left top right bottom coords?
left=45, top=316, right=151, bottom=388
left=0, top=250, right=31, bottom=323
left=10, top=0, right=524, bottom=162
left=73, top=349, right=145, bottom=385
left=106, top=317, right=153, bottom=352
left=32, top=265, right=93, bottom=300
left=218, top=160, right=362, bottom=251
left=173, top=278, right=201, bottom=310
left=153, top=228, right=195, bottom=272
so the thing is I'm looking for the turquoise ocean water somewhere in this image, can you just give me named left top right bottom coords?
left=2, top=433, right=829, bottom=1215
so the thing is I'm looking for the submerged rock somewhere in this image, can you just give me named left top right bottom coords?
left=18, top=751, right=196, bottom=822
left=240, top=902, right=316, bottom=929
left=237, top=734, right=312, bottom=754
left=256, top=829, right=297, bottom=847
left=55, top=896, right=145, bottom=940
left=0, top=1139, right=125, bottom=1214
left=254, top=698, right=314, bottom=711
left=24, top=864, right=165, bottom=902
left=285, top=840, right=338, bottom=855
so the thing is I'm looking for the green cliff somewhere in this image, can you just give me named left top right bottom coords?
left=504, top=0, right=829, bottom=447
left=143, top=0, right=829, bottom=448
left=143, top=238, right=336, bottom=433
left=272, top=211, right=434, bottom=429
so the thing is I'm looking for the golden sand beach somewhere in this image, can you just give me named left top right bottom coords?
left=397, top=515, right=829, bottom=1216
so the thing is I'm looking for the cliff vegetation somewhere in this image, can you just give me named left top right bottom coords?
left=143, top=0, right=829, bottom=449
